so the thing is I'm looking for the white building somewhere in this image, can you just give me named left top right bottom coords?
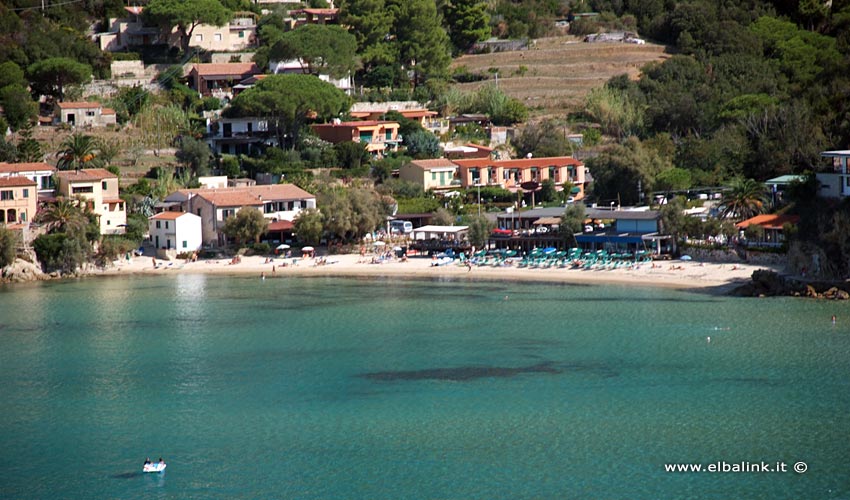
left=269, top=59, right=353, bottom=94
left=819, top=150, right=850, bottom=198
left=205, top=116, right=271, bottom=155
left=148, top=211, right=203, bottom=256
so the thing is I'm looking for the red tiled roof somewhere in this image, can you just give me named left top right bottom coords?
left=177, top=184, right=315, bottom=210
left=101, top=108, right=116, bottom=115
left=192, top=63, right=260, bottom=77
left=124, top=6, right=143, bottom=15
left=150, top=211, right=189, bottom=220
left=55, top=168, right=116, bottom=181
left=466, top=143, right=494, bottom=151
left=0, top=162, right=56, bottom=173
left=0, top=176, right=36, bottom=187
left=102, top=198, right=124, bottom=204
left=452, top=156, right=583, bottom=168
left=267, top=220, right=294, bottom=231
left=57, top=102, right=102, bottom=110
left=736, top=214, right=800, bottom=230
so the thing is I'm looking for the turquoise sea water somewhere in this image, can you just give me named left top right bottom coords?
left=1, top=275, right=849, bottom=499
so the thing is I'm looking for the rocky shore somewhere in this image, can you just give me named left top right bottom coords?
left=730, top=269, right=850, bottom=299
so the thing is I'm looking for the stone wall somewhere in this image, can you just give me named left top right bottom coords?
left=684, top=246, right=789, bottom=268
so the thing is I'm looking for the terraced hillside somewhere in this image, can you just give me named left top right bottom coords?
left=452, top=36, right=670, bottom=119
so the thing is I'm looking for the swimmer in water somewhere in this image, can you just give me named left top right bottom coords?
left=833, top=315, right=837, bottom=324
left=707, top=336, right=711, bottom=343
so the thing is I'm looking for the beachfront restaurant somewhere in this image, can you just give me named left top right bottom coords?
left=410, top=225, right=470, bottom=255
left=492, top=206, right=670, bottom=255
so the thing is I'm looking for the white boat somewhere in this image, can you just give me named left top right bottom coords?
left=143, top=462, right=167, bottom=473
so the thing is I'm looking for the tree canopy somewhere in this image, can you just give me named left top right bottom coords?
left=270, top=24, right=358, bottom=79
left=144, top=0, right=232, bottom=53
left=225, top=74, right=350, bottom=149
left=27, top=57, right=91, bottom=102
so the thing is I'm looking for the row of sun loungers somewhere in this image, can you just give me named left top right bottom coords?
left=460, top=248, right=654, bottom=270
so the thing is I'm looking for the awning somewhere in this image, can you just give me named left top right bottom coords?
left=533, top=217, right=561, bottom=225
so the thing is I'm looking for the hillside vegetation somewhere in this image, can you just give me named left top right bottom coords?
left=453, top=36, right=668, bottom=118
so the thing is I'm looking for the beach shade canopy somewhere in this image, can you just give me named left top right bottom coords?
left=542, top=247, right=557, bottom=255
left=680, top=255, right=692, bottom=261
left=393, top=246, right=402, bottom=251
left=373, top=241, right=386, bottom=246
left=276, top=244, right=290, bottom=250
left=301, top=246, right=314, bottom=252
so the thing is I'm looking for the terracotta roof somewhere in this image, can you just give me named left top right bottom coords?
left=55, top=168, right=116, bottom=181
left=56, top=102, right=102, bottom=110
left=313, top=120, right=399, bottom=129
left=408, top=159, right=457, bottom=170
left=0, top=176, right=36, bottom=187
left=150, top=211, right=190, bottom=220
left=466, top=143, right=494, bottom=151
left=124, top=6, right=143, bottom=15
left=176, top=184, right=315, bottom=210
left=101, top=108, right=116, bottom=115
left=196, top=190, right=264, bottom=207
left=736, top=214, right=800, bottom=230
left=452, top=156, right=583, bottom=169
left=192, top=63, right=260, bottom=77
left=0, top=162, right=56, bottom=173
left=267, top=220, right=294, bottom=231
left=102, top=198, right=124, bottom=204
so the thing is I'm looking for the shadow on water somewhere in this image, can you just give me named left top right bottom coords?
left=358, top=362, right=562, bottom=382
left=111, top=471, right=141, bottom=479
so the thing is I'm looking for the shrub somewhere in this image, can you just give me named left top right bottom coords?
left=251, top=242, right=271, bottom=255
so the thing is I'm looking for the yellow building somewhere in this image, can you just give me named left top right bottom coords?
left=398, top=159, right=459, bottom=192
left=55, top=169, right=126, bottom=235
left=0, top=176, right=37, bottom=227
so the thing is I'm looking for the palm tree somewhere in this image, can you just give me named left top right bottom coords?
left=37, top=197, right=88, bottom=234
left=56, top=133, right=99, bottom=170
left=720, top=178, right=768, bottom=220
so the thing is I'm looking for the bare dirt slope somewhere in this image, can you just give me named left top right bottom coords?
left=452, top=36, right=670, bottom=119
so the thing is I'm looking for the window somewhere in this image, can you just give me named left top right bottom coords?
left=85, top=111, right=95, bottom=117
left=431, top=172, right=437, bottom=181
left=72, top=186, right=94, bottom=194
left=20, top=212, right=26, bottom=222
left=214, top=33, right=222, bottom=42
left=102, top=181, right=108, bottom=190
left=195, top=34, right=203, bottom=42
left=165, top=221, right=169, bottom=229
left=238, top=31, right=244, bottom=38
left=0, top=190, right=12, bottom=201
left=359, top=131, right=373, bottom=143
left=385, top=130, right=393, bottom=140
left=107, top=220, right=111, bottom=225
left=22, top=188, right=28, bottom=198
left=156, top=221, right=161, bottom=229
left=182, top=240, right=188, bottom=248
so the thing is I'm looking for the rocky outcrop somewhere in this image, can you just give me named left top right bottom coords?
left=1, top=258, right=49, bottom=283
left=730, top=270, right=850, bottom=299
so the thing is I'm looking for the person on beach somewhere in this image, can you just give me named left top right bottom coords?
left=151, top=258, right=156, bottom=268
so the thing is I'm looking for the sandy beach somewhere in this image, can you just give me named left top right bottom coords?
left=98, top=252, right=772, bottom=293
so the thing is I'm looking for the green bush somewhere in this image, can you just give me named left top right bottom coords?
left=96, top=236, right=138, bottom=266
left=251, top=242, right=271, bottom=255
left=111, top=52, right=141, bottom=61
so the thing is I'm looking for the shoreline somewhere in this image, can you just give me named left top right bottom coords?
left=88, top=253, right=770, bottom=294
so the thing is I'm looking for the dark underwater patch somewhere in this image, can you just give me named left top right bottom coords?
left=358, top=361, right=561, bottom=381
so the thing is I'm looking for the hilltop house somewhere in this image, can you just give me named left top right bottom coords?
left=269, top=59, right=353, bottom=94
left=148, top=211, right=203, bottom=257
left=206, top=115, right=271, bottom=155
left=54, top=102, right=117, bottom=128
left=349, top=101, right=443, bottom=134
left=0, top=162, right=57, bottom=199
left=55, top=168, right=126, bottom=235
left=311, top=120, right=400, bottom=157
left=96, top=6, right=257, bottom=53
left=819, top=150, right=850, bottom=198
left=189, top=63, right=261, bottom=98
left=162, top=184, right=316, bottom=246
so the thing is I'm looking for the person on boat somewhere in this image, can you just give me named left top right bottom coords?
left=144, top=458, right=151, bottom=465
left=158, top=457, right=164, bottom=464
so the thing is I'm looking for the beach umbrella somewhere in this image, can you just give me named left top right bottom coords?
left=301, top=246, right=314, bottom=254
left=373, top=241, right=386, bottom=247
left=276, top=244, right=290, bottom=251
left=680, top=255, right=692, bottom=261
left=393, top=246, right=402, bottom=251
